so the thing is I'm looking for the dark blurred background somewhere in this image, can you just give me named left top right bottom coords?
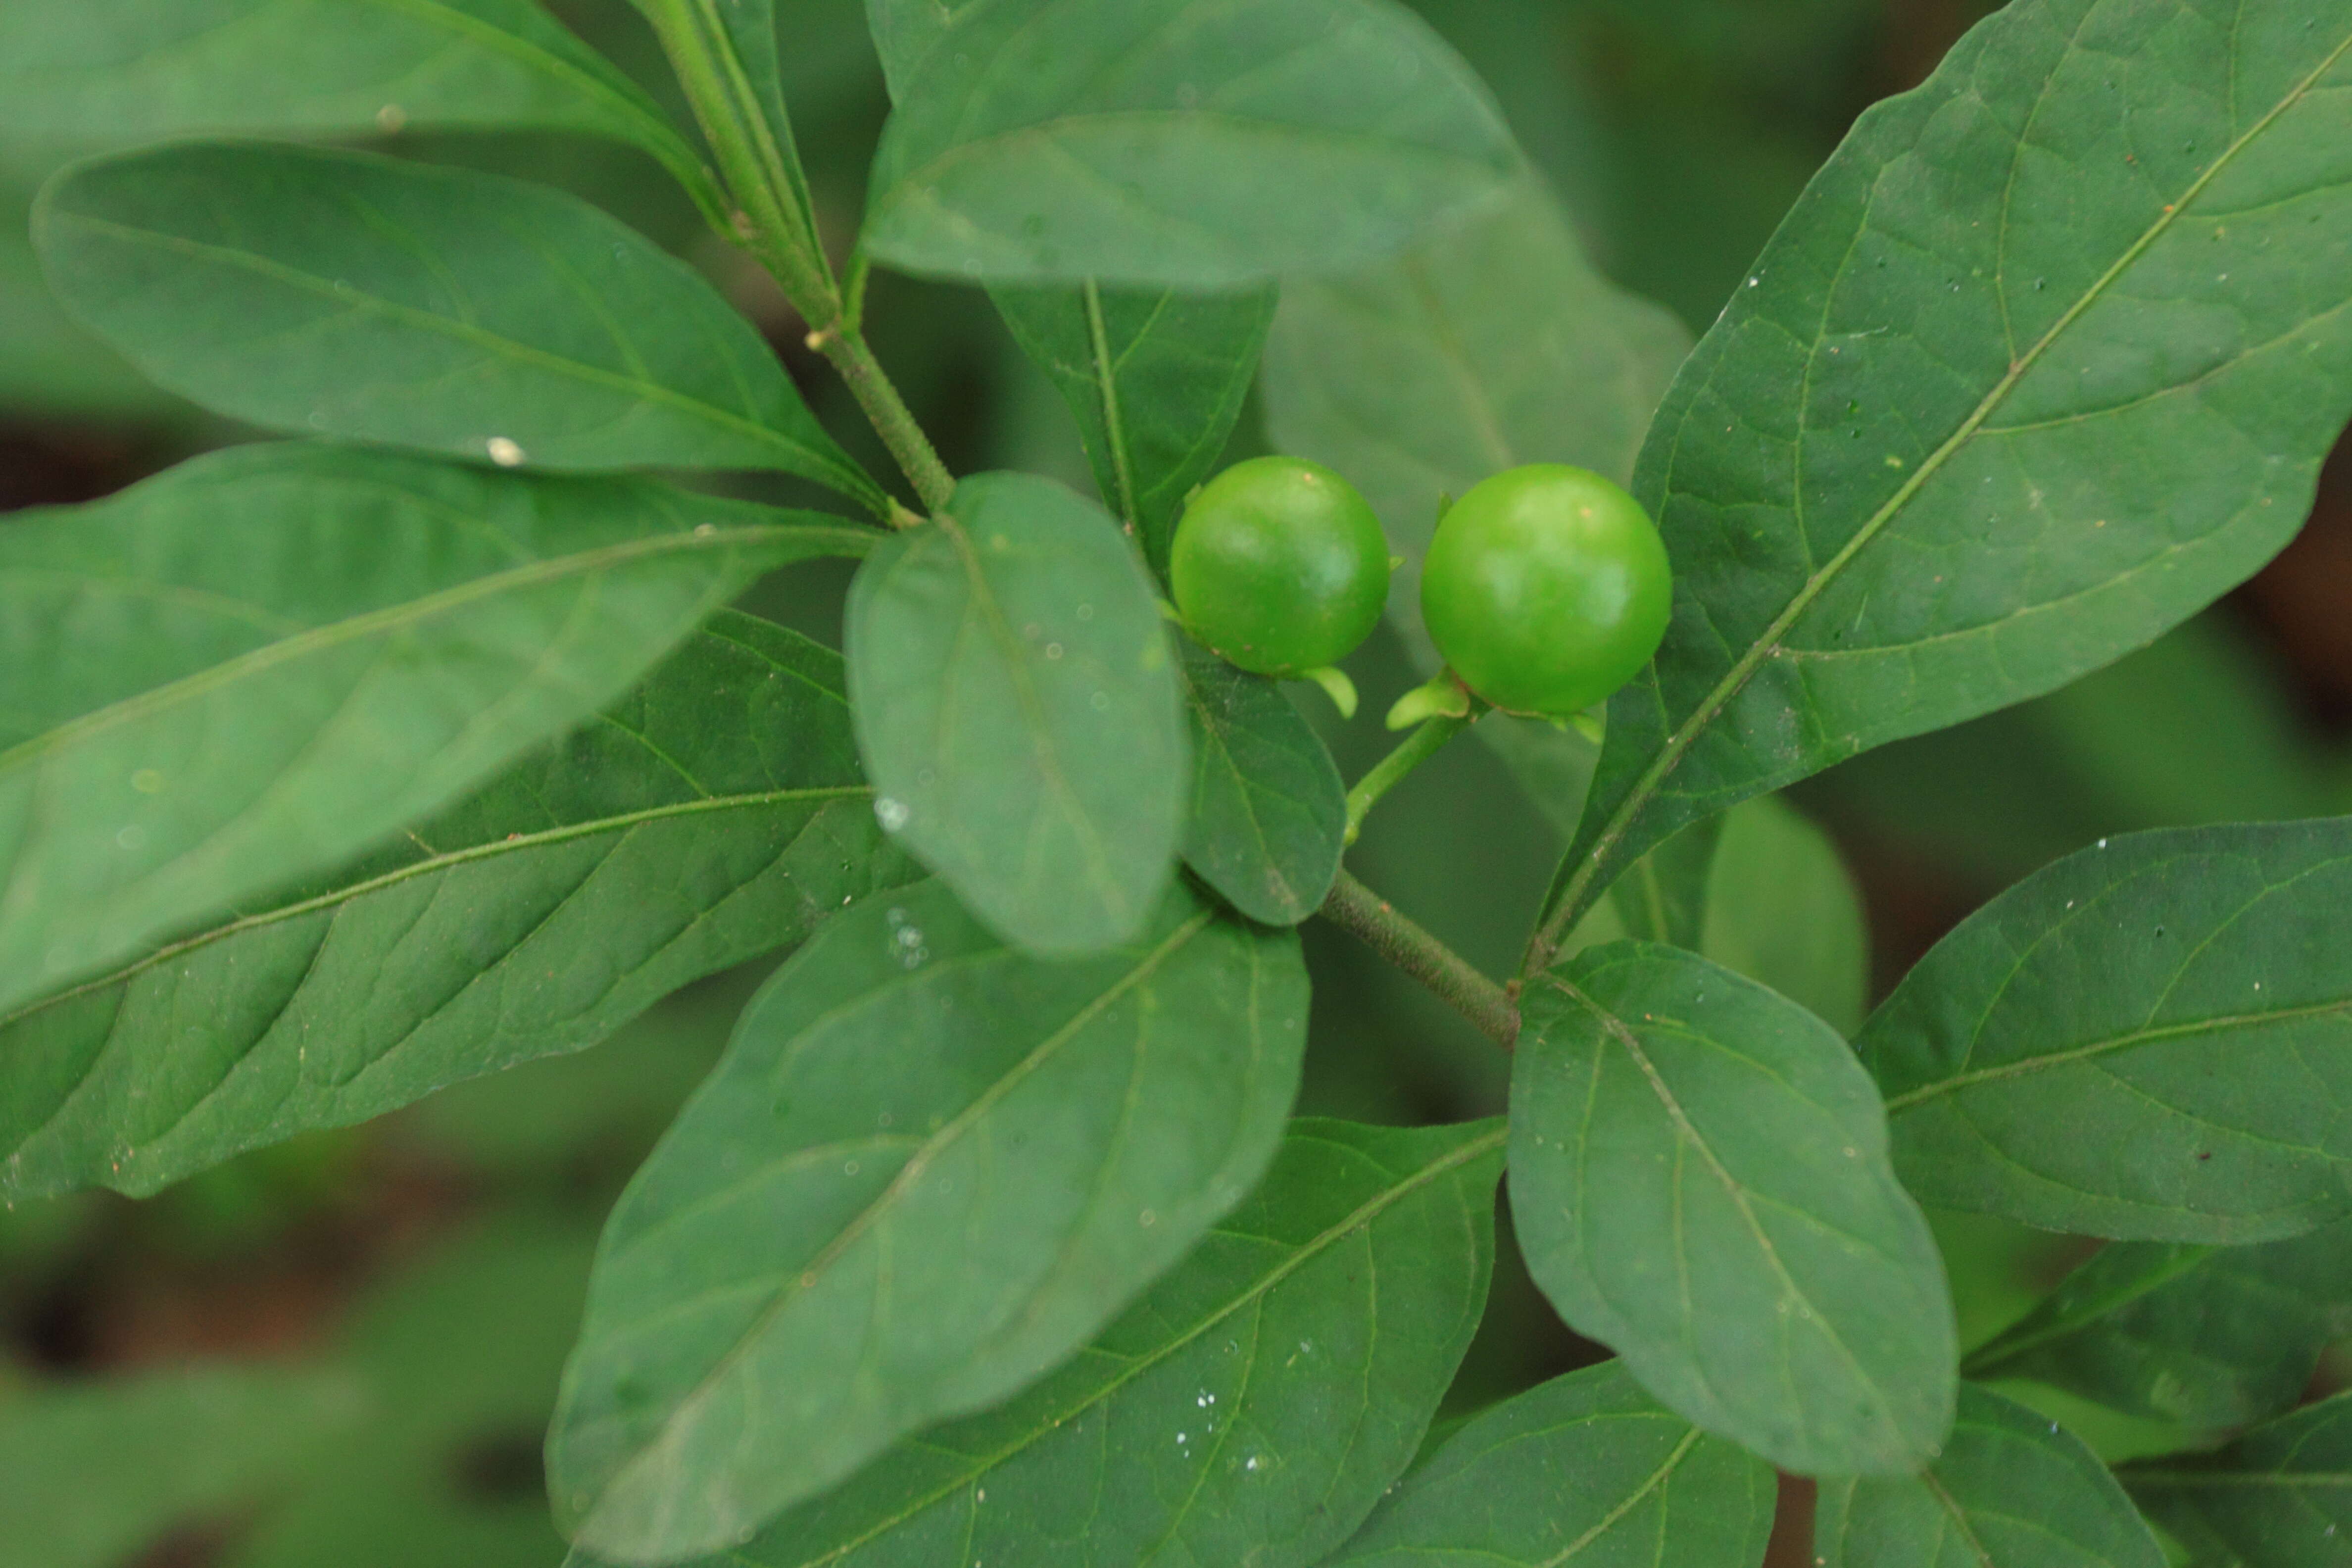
left=6, top=1, right=2351, bottom=1563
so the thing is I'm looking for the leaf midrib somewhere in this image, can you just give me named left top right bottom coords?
left=589, top=905, right=1221, bottom=1525
left=772, top=1125, right=1507, bottom=1568
left=0, top=523, right=840, bottom=772
left=1539, top=22, right=2352, bottom=961
left=43, top=207, right=849, bottom=479
left=0, top=785, right=867, bottom=1031
left=1883, top=996, right=2352, bottom=1113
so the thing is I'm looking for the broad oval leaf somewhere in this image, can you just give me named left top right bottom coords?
left=1179, top=648, right=1346, bottom=927
left=0, top=0, right=720, bottom=212
left=1817, top=1385, right=2167, bottom=1568
left=1323, top=1359, right=1776, bottom=1568
left=991, top=280, right=1275, bottom=576
left=846, top=472, right=1186, bottom=955
left=1860, top=820, right=2352, bottom=1242
left=1511, top=942, right=1957, bottom=1474
left=0, top=443, right=871, bottom=1022
left=2123, top=1389, right=2352, bottom=1566
left=1541, top=0, right=2352, bottom=953
left=573, top=1117, right=1501, bottom=1568
left=34, top=142, right=880, bottom=507
left=861, top=0, right=1520, bottom=287
left=0, top=612, right=920, bottom=1201
left=547, top=879, right=1307, bottom=1564
left=1965, top=1222, right=2352, bottom=1430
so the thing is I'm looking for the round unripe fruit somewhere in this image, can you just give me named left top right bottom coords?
left=1171, top=455, right=1389, bottom=679
left=1421, top=464, right=1671, bottom=716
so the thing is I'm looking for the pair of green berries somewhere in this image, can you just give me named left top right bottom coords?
left=1170, top=454, right=1673, bottom=723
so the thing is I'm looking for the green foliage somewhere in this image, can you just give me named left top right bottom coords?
left=1511, top=943, right=1955, bottom=1474
left=0, top=443, right=867, bottom=1021
left=0, top=0, right=717, bottom=205
left=591, top=1117, right=1503, bottom=1568
left=8, top=0, right=2352, bottom=1563
left=861, top=0, right=1521, bottom=286
left=1326, top=1359, right=1777, bottom=1568
left=845, top=472, right=1186, bottom=953
left=0, top=612, right=918, bottom=1200
left=991, top=280, right=1274, bottom=576
left=1546, top=0, right=2352, bottom=945
left=2124, top=1390, right=2352, bottom=1564
left=1966, top=1223, right=2352, bottom=1430
left=1178, top=648, right=1347, bottom=926
left=1861, top=820, right=2352, bottom=1242
left=1818, top=1384, right=2168, bottom=1568
left=36, top=143, right=876, bottom=504
left=549, top=881, right=1307, bottom=1562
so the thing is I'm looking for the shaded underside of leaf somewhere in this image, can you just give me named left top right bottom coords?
left=35, top=141, right=878, bottom=504
left=0, top=442, right=872, bottom=1020
left=1325, top=1359, right=1776, bottom=1568
left=0, top=612, right=921, bottom=1200
left=1510, top=941, right=1956, bottom=1474
left=2124, top=1388, right=2352, bottom=1566
left=549, top=880, right=1308, bottom=1563
left=1964, top=1221, right=2352, bottom=1429
left=1861, top=818, right=2352, bottom=1242
left=1549, top=0, right=2352, bottom=948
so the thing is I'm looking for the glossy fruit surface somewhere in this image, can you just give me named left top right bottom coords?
left=1170, top=455, right=1390, bottom=678
left=1421, top=464, right=1671, bottom=716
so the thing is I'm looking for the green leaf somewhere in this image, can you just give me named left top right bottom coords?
left=861, top=0, right=1520, bottom=287
left=1510, top=942, right=1956, bottom=1474
left=846, top=472, right=1186, bottom=955
left=1258, top=174, right=1688, bottom=818
left=548, top=880, right=1307, bottom=1564
left=1817, top=1384, right=2168, bottom=1568
left=0, top=612, right=920, bottom=1202
left=1545, top=0, right=2352, bottom=947
left=0, top=1364, right=364, bottom=1568
left=860, top=0, right=963, bottom=96
left=2123, top=1389, right=2352, bottom=1566
left=34, top=142, right=880, bottom=508
left=1859, top=819, right=2352, bottom=1242
left=1965, top=1223, right=2352, bottom=1429
left=990, top=280, right=1275, bottom=576
left=0, top=442, right=870, bottom=1023
left=1178, top=647, right=1346, bottom=927
left=573, top=1118, right=1501, bottom=1568
left=1323, top=1359, right=1777, bottom=1568
left=1604, top=817, right=1725, bottom=950
left=0, top=0, right=720, bottom=211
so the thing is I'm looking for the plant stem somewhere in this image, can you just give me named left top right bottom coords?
left=1344, top=711, right=1475, bottom=844
left=643, top=0, right=837, bottom=322
left=1321, top=871, right=1520, bottom=1050
left=816, top=329, right=956, bottom=515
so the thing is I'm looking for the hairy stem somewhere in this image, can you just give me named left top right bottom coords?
left=816, top=329, right=957, bottom=515
left=1321, top=871, right=1520, bottom=1050
left=1344, top=710, right=1476, bottom=844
